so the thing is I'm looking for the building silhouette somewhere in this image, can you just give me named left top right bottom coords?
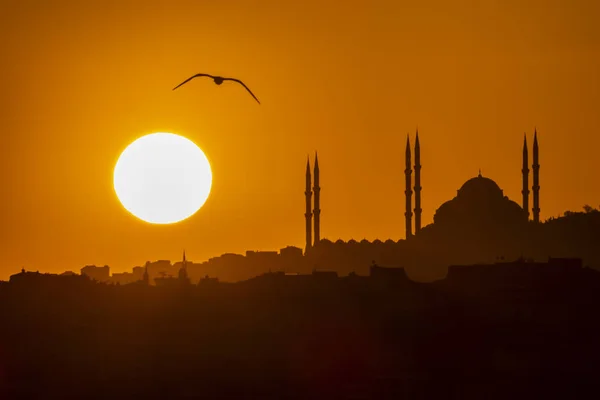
left=178, top=250, right=190, bottom=284
left=414, top=130, right=422, bottom=234
left=522, top=134, right=530, bottom=220
left=313, top=152, right=321, bottom=246
left=305, top=152, right=321, bottom=253
left=305, top=157, right=312, bottom=254
left=142, top=265, right=149, bottom=285
left=432, top=172, right=527, bottom=230
left=80, top=265, right=110, bottom=282
left=532, top=129, right=541, bottom=222
left=404, top=135, right=413, bottom=238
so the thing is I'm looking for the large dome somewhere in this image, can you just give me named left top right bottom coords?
left=457, top=173, right=503, bottom=199
left=433, top=173, right=526, bottom=231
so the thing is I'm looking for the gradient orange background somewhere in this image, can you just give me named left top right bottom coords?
left=1, top=0, right=598, bottom=279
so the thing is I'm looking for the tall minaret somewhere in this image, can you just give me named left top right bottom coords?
left=532, top=129, right=540, bottom=223
left=305, top=157, right=312, bottom=253
left=313, top=152, right=321, bottom=246
left=413, top=130, right=422, bottom=234
left=405, top=135, right=413, bottom=238
left=522, top=134, right=530, bottom=220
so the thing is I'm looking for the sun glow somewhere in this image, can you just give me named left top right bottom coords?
left=113, top=133, right=212, bottom=224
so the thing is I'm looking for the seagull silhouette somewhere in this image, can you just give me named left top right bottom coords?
left=172, top=73, right=260, bottom=104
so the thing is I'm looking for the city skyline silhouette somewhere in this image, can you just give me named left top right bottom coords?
left=4, top=129, right=598, bottom=282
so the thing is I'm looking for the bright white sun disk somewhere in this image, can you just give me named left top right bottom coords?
left=114, top=132, right=212, bottom=224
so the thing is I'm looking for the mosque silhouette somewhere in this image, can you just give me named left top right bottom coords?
left=300, top=127, right=597, bottom=282
left=304, top=129, right=541, bottom=247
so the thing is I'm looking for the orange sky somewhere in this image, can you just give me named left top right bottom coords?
left=1, top=0, right=599, bottom=279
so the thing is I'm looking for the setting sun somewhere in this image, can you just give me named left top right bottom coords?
left=113, top=132, right=212, bottom=224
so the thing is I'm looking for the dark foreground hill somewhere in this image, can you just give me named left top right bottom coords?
left=1, top=264, right=600, bottom=399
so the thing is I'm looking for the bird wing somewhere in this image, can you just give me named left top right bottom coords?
left=172, top=73, right=215, bottom=90
left=223, top=77, right=261, bottom=104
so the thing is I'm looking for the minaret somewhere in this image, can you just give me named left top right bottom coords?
left=305, top=157, right=312, bottom=253
left=313, top=152, right=321, bottom=246
left=522, top=133, right=530, bottom=221
left=178, top=250, right=189, bottom=281
left=532, top=129, right=540, bottom=223
left=413, top=130, right=422, bottom=234
left=405, top=135, right=413, bottom=238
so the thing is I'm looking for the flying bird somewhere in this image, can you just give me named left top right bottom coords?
left=172, top=73, right=260, bottom=104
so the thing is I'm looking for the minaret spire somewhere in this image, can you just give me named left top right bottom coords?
left=313, top=152, right=321, bottom=246
left=405, top=134, right=413, bottom=238
left=522, top=133, right=530, bottom=221
left=305, top=156, right=312, bottom=254
left=532, top=129, right=540, bottom=222
left=413, top=129, right=422, bottom=234
left=178, top=249, right=189, bottom=282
